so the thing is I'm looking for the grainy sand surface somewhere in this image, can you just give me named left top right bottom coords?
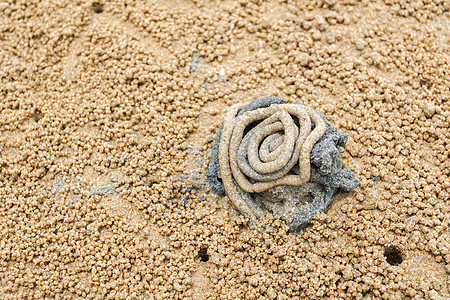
left=0, top=0, right=449, bottom=299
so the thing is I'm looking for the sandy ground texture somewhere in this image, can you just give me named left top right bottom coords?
left=0, top=0, right=449, bottom=299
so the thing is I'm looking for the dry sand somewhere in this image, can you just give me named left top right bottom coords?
left=0, top=0, right=449, bottom=299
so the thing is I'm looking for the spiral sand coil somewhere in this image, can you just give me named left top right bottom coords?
left=208, top=97, right=359, bottom=231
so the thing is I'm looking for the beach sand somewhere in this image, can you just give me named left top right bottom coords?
left=0, top=0, right=448, bottom=299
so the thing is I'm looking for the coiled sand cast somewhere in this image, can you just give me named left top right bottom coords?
left=216, top=98, right=330, bottom=228
left=208, top=97, right=359, bottom=231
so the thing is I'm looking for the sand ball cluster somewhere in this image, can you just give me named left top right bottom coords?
left=207, top=96, right=359, bottom=231
left=0, top=0, right=448, bottom=299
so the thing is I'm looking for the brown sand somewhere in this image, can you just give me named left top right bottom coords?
left=0, top=0, right=448, bottom=299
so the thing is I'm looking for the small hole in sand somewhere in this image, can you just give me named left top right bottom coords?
left=32, top=109, right=43, bottom=122
left=91, top=2, right=104, bottom=13
left=384, top=245, right=403, bottom=266
left=305, top=192, right=315, bottom=204
left=198, top=246, right=209, bottom=262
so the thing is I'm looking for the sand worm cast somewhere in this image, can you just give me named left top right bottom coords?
left=207, top=97, right=359, bottom=231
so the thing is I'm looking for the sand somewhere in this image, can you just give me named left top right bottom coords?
left=0, top=0, right=448, bottom=299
